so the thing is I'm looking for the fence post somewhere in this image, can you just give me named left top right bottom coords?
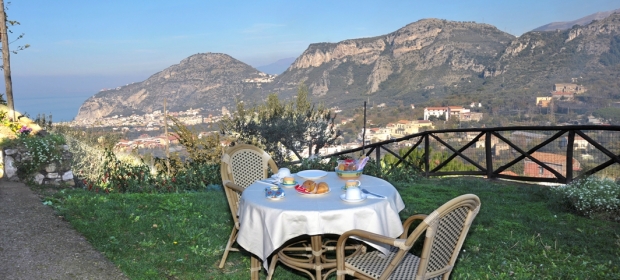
left=566, top=130, right=575, bottom=184
left=424, top=134, right=430, bottom=177
left=485, top=131, right=494, bottom=179
left=376, top=145, right=381, bottom=176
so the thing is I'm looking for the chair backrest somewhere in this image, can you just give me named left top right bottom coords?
left=416, top=194, right=480, bottom=279
left=383, top=194, right=480, bottom=280
left=220, top=144, right=279, bottom=225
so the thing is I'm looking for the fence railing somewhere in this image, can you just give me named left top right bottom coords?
left=319, top=125, right=620, bottom=184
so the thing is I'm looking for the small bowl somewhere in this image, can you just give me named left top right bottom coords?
left=335, top=167, right=363, bottom=179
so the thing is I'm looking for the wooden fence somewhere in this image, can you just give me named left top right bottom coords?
left=318, top=125, right=620, bottom=184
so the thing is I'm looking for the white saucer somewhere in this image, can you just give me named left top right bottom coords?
left=339, top=193, right=367, bottom=202
left=281, top=181, right=297, bottom=188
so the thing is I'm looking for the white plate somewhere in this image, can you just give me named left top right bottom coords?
left=297, top=170, right=328, bottom=180
left=340, top=193, right=367, bottom=202
left=296, top=187, right=330, bottom=195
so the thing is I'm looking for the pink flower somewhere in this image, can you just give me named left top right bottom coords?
left=18, top=126, right=32, bottom=135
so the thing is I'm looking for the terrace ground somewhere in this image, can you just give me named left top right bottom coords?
left=0, top=180, right=128, bottom=279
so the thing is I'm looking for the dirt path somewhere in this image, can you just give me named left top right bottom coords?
left=0, top=180, right=129, bottom=280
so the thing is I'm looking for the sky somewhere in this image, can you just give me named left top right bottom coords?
left=2, top=0, right=619, bottom=121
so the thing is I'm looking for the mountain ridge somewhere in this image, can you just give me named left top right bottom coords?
left=532, top=8, right=620, bottom=32
left=75, top=11, right=620, bottom=121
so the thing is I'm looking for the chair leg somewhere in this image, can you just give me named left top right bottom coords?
left=251, top=256, right=261, bottom=280
left=266, top=253, right=279, bottom=280
left=219, top=226, right=239, bottom=268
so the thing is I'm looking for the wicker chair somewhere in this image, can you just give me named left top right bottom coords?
left=218, top=144, right=279, bottom=269
left=333, top=194, right=481, bottom=280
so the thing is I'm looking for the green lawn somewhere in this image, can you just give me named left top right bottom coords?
left=45, top=177, right=620, bottom=279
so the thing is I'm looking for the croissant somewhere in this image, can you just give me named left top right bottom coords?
left=302, top=180, right=317, bottom=193
left=316, top=182, right=329, bottom=194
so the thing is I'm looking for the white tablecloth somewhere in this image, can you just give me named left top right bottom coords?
left=237, top=172, right=406, bottom=268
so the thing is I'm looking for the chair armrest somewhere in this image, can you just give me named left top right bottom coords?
left=337, top=229, right=399, bottom=249
left=335, top=229, right=398, bottom=264
left=224, top=181, right=245, bottom=193
left=401, top=214, right=427, bottom=239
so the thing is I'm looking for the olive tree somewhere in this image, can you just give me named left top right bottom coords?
left=221, top=83, right=340, bottom=162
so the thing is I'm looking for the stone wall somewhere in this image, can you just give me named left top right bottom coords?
left=2, top=145, right=74, bottom=186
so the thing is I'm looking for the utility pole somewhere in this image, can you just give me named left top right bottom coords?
left=362, top=101, right=367, bottom=155
left=0, top=0, right=15, bottom=120
left=164, top=99, right=171, bottom=176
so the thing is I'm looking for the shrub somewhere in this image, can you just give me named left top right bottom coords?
left=1, top=133, right=66, bottom=178
left=66, top=125, right=222, bottom=193
left=553, top=177, right=620, bottom=220
left=99, top=149, right=154, bottom=193
left=284, top=156, right=339, bottom=173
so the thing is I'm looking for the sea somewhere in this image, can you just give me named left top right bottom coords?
left=5, top=73, right=150, bottom=122
left=14, top=93, right=92, bottom=122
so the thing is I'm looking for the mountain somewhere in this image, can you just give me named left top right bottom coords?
left=256, top=57, right=297, bottom=74
left=265, top=14, right=620, bottom=111
left=75, top=53, right=264, bottom=120
left=76, top=15, right=620, bottom=121
left=532, top=9, right=620, bottom=32
left=266, top=18, right=515, bottom=108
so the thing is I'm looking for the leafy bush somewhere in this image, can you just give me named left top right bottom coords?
left=98, top=149, right=155, bottom=193
left=0, top=110, right=20, bottom=134
left=284, top=156, right=339, bottom=173
left=1, top=133, right=66, bottom=178
left=171, top=162, right=221, bottom=191
left=553, top=177, right=620, bottom=220
left=66, top=121, right=223, bottom=193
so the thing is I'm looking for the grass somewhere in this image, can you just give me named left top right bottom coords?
left=42, top=177, right=620, bottom=279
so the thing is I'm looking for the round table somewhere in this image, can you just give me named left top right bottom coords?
left=237, top=172, right=406, bottom=279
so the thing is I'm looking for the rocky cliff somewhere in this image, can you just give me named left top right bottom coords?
left=269, top=18, right=515, bottom=107
left=271, top=15, right=620, bottom=110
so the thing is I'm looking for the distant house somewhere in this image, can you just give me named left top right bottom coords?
left=559, top=135, right=590, bottom=150
left=493, top=142, right=511, bottom=156
left=388, top=120, right=434, bottom=138
left=475, top=135, right=499, bottom=149
left=523, top=152, right=581, bottom=178
left=554, top=83, right=586, bottom=94
left=552, top=91, right=574, bottom=100
left=447, top=106, right=470, bottom=118
left=459, top=112, right=483, bottom=122
left=424, top=107, right=449, bottom=120
left=536, top=97, right=553, bottom=108
left=423, top=106, right=470, bottom=120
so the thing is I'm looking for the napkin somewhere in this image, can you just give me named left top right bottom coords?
left=270, top=168, right=291, bottom=184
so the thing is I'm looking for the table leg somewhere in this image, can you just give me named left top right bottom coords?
left=250, top=255, right=261, bottom=280
left=311, top=235, right=323, bottom=280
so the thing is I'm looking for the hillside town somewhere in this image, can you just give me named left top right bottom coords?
left=60, top=80, right=613, bottom=180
